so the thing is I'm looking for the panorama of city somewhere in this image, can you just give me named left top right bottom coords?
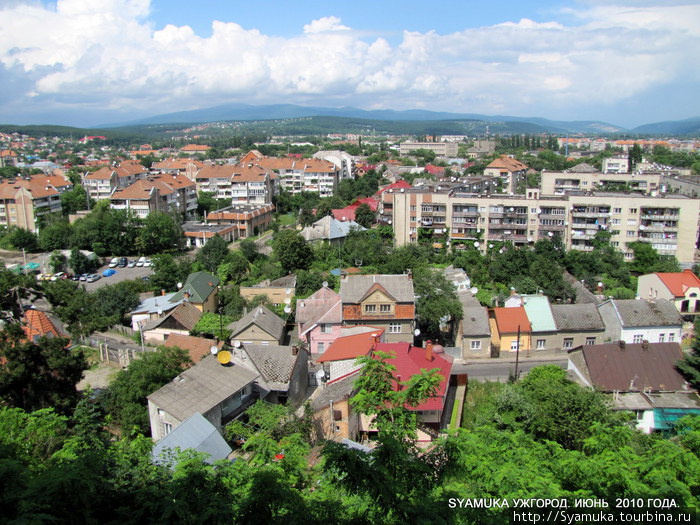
left=1, top=1, right=700, bottom=523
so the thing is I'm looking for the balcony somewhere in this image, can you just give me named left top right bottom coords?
left=571, top=211, right=611, bottom=219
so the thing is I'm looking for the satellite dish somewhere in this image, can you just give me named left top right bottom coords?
left=470, top=286, right=478, bottom=295
left=234, top=340, right=241, bottom=348
left=284, top=297, right=292, bottom=305
left=157, top=308, right=163, bottom=316
left=598, top=282, right=604, bottom=287
left=489, top=244, right=494, bottom=248
left=473, top=241, right=480, bottom=248
left=284, top=306, right=292, bottom=314
left=322, top=281, right=328, bottom=288
left=177, top=282, right=183, bottom=289
left=315, top=369, right=326, bottom=381
left=217, top=350, right=232, bottom=365
left=414, top=328, right=421, bottom=337
left=285, top=288, right=292, bottom=294
left=210, top=345, right=219, bottom=355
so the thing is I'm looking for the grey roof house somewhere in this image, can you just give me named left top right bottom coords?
left=597, top=298, right=683, bottom=344
left=243, top=344, right=309, bottom=404
left=456, top=290, right=490, bottom=359
left=228, top=305, right=286, bottom=345
left=551, top=303, right=606, bottom=351
left=300, top=215, right=365, bottom=243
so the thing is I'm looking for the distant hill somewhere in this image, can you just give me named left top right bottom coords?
left=631, top=117, right=700, bottom=136
left=101, top=103, right=626, bottom=135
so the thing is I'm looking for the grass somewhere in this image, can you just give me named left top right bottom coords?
left=460, top=380, right=505, bottom=431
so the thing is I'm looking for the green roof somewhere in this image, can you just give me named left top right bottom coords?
left=170, top=272, right=219, bottom=304
left=521, top=295, right=557, bottom=333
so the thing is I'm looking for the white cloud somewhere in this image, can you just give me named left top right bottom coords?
left=0, top=0, right=697, bottom=126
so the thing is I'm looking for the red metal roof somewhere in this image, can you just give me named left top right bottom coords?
left=317, top=329, right=384, bottom=363
left=492, top=307, right=532, bottom=334
left=655, top=270, right=700, bottom=297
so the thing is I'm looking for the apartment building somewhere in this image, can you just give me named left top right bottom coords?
left=313, top=150, right=354, bottom=181
left=150, top=157, right=205, bottom=181
left=195, top=164, right=274, bottom=204
left=109, top=173, right=197, bottom=219
left=483, top=155, right=529, bottom=193
left=206, top=202, right=275, bottom=238
left=83, top=160, right=149, bottom=201
left=256, top=157, right=339, bottom=197
left=0, top=173, right=72, bottom=231
left=399, top=141, right=458, bottom=157
left=390, top=189, right=700, bottom=264
left=541, top=169, right=662, bottom=195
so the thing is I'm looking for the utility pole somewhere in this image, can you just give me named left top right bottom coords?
left=514, top=324, right=521, bottom=380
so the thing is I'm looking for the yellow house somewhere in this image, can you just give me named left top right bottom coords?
left=489, top=307, right=532, bottom=355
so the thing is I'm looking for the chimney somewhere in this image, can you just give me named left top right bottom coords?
left=642, top=340, right=649, bottom=350
left=619, top=340, right=626, bottom=350
left=426, top=340, right=433, bottom=361
left=406, top=269, right=412, bottom=280
left=184, top=291, right=190, bottom=299
left=292, top=345, right=298, bottom=356
left=161, top=289, right=165, bottom=296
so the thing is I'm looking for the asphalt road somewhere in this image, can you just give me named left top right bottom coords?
left=452, top=357, right=568, bottom=381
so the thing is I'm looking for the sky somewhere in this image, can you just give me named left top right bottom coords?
left=0, top=0, right=698, bottom=129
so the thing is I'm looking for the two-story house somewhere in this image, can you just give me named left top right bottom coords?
left=339, top=274, right=415, bottom=342
left=637, top=270, right=700, bottom=315
left=296, top=285, right=343, bottom=356
left=489, top=307, right=532, bottom=356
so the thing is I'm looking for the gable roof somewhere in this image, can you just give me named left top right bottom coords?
left=492, top=307, right=532, bottom=334
left=296, top=286, right=342, bottom=335
left=164, top=334, right=222, bottom=364
left=170, top=272, right=219, bottom=304
left=196, top=164, right=270, bottom=182
left=608, top=299, right=682, bottom=328
left=300, top=215, right=365, bottom=242
left=148, top=355, right=259, bottom=422
left=317, top=329, right=384, bottom=363
left=151, top=412, right=232, bottom=467
left=141, top=301, right=203, bottom=332
left=340, top=274, right=415, bottom=303
left=374, top=342, right=452, bottom=412
left=227, top=306, right=286, bottom=343
left=244, top=344, right=303, bottom=391
left=486, top=155, right=528, bottom=172
left=520, top=295, right=557, bottom=332
left=654, top=270, right=700, bottom=297
left=23, top=309, right=65, bottom=342
left=578, top=342, right=688, bottom=392
left=130, top=292, right=182, bottom=316
left=551, top=303, right=605, bottom=331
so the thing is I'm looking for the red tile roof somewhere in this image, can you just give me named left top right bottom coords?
left=165, top=334, right=223, bottom=365
left=655, top=270, right=700, bottom=297
left=317, top=329, right=384, bottom=363
left=374, top=341, right=452, bottom=412
left=493, top=307, right=532, bottom=334
left=23, top=309, right=64, bottom=342
left=376, top=180, right=413, bottom=196
left=180, top=144, right=209, bottom=152
left=486, top=155, right=528, bottom=172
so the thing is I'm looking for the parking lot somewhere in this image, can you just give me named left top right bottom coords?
left=80, top=262, right=154, bottom=292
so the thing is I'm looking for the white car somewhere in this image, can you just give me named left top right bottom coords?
left=144, top=258, right=152, bottom=267
left=108, top=257, right=119, bottom=268
left=136, top=256, right=146, bottom=267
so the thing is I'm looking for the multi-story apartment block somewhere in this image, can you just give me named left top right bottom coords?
left=399, top=141, right=458, bottom=157
left=206, top=203, right=275, bottom=238
left=110, top=173, right=197, bottom=219
left=83, top=160, right=148, bottom=201
left=0, top=174, right=72, bottom=231
left=483, top=155, right=529, bottom=194
left=391, top=189, right=700, bottom=264
left=256, top=157, right=338, bottom=197
left=195, top=164, right=274, bottom=204
left=150, top=157, right=205, bottom=181
left=541, top=168, right=662, bottom=195
left=603, top=156, right=629, bottom=174
left=313, top=150, right=354, bottom=181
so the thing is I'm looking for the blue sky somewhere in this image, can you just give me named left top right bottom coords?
left=0, top=0, right=698, bottom=129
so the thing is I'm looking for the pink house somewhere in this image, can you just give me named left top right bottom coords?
left=296, top=286, right=343, bottom=356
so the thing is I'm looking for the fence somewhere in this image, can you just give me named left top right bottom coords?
left=80, top=334, right=151, bottom=368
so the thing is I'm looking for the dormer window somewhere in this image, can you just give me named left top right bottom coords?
left=380, top=304, right=391, bottom=313
left=364, top=304, right=376, bottom=313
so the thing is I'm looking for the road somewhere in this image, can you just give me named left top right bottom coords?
left=452, top=357, right=568, bottom=381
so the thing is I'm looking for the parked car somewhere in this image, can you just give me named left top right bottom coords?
left=79, top=273, right=89, bottom=281
left=118, top=257, right=128, bottom=268
left=108, top=257, right=119, bottom=268
left=51, top=272, right=68, bottom=281
left=136, top=256, right=146, bottom=267
left=127, top=259, right=137, bottom=268
left=144, top=258, right=152, bottom=267
left=38, top=273, right=53, bottom=281
left=86, top=274, right=101, bottom=283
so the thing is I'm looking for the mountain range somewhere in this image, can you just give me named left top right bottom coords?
left=101, top=103, right=700, bottom=136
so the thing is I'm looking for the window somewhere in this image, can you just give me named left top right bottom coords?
left=627, top=219, right=637, bottom=225
left=317, top=342, right=324, bottom=353
left=629, top=208, right=638, bottom=214
left=510, top=340, right=519, bottom=351
left=611, top=219, right=621, bottom=225
left=320, top=323, right=332, bottom=333
left=613, top=208, right=622, bottom=214
left=633, top=334, right=644, bottom=343
left=659, top=333, right=665, bottom=343
left=627, top=231, right=636, bottom=237
left=364, top=304, right=376, bottom=313
left=536, top=339, right=546, bottom=350
left=563, top=338, right=574, bottom=349
left=163, top=422, right=172, bottom=435
left=470, top=340, right=481, bottom=350
left=380, top=304, right=391, bottom=313
left=389, top=322, right=401, bottom=334
left=669, top=333, right=675, bottom=342
left=586, top=337, right=596, bottom=345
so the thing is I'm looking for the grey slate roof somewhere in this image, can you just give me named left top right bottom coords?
left=301, top=215, right=365, bottom=242
left=567, top=163, right=598, bottom=173
left=612, top=299, right=682, bottom=327
left=147, top=355, right=259, bottom=422
left=140, top=301, right=203, bottom=332
left=151, top=412, right=232, bottom=467
left=227, top=306, right=286, bottom=343
left=170, top=272, right=220, bottom=304
left=461, top=305, right=491, bottom=337
left=244, top=344, right=301, bottom=391
left=340, top=274, right=415, bottom=303
left=551, top=303, right=605, bottom=331
left=130, top=292, right=182, bottom=315
left=312, top=373, right=358, bottom=411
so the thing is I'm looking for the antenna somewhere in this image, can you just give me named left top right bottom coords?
left=210, top=344, right=219, bottom=355
left=470, top=286, right=478, bottom=295
left=284, top=305, right=292, bottom=314
left=234, top=340, right=241, bottom=348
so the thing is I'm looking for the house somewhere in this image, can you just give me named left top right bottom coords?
left=164, top=334, right=223, bottom=364
left=180, top=144, right=210, bottom=156
left=456, top=291, right=490, bottom=359
left=181, top=222, right=238, bottom=249
left=551, top=303, right=606, bottom=350
left=140, top=301, right=203, bottom=344
left=317, top=328, right=385, bottom=383
left=169, top=272, right=220, bottom=313
left=83, top=161, right=148, bottom=201
left=227, top=306, right=286, bottom=345
left=567, top=341, right=700, bottom=433
left=296, top=285, right=343, bottom=356
left=151, top=412, right=232, bottom=468
left=239, top=274, right=296, bottom=306
left=312, top=373, right=359, bottom=442
left=340, top=274, right=415, bottom=342
left=129, top=292, right=183, bottom=330
left=444, top=265, right=471, bottom=292
left=300, top=216, right=365, bottom=244
left=256, top=157, right=339, bottom=197
left=242, top=344, right=309, bottom=404
left=597, top=299, right=682, bottom=344
left=150, top=157, right=205, bottom=181
left=23, top=308, right=66, bottom=343
left=147, top=353, right=260, bottom=440
left=489, top=307, right=532, bottom=355
left=513, top=294, right=558, bottom=352
left=195, top=164, right=274, bottom=204
left=0, top=174, right=71, bottom=231
left=637, top=270, right=700, bottom=315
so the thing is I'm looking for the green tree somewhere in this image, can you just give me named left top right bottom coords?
left=48, top=250, right=67, bottom=273
left=150, top=253, right=192, bottom=293
left=412, top=266, right=463, bottom=343
left=196, top=234, right=229, bottom=272
left=98, top=346, right=191, bottom=433
left=38, top=218, right=72, bottom=251
left=0, top=324, right=88, bottom=415
left=60, top=184, right=92, bottom=215
left=238, top=238, right=259, bottom=262
left=68, top=247, right=95, bottom=275
left=272, top=230, right=313, bottom=273
left=7, top=228, right=38, bottom=252
left=677, top=318, right=700, bottom=389
left=136, top=210, right=183, bottom=254
left=354, top=202, right=375, bottom=228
